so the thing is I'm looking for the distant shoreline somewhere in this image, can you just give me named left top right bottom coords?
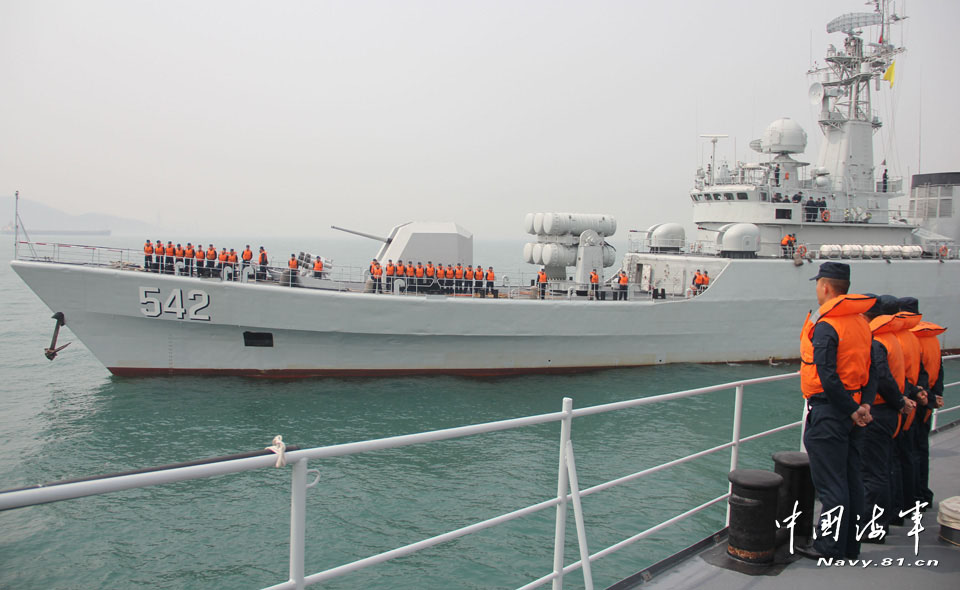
left=1, top=229, right=111, bottom=236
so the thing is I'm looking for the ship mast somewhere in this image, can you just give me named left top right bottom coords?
left=808, top=0, right=905, bottom=194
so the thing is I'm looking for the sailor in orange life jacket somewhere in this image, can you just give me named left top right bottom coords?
left=415, top=262, right=425, bottom=293
left=485, top=266, right=496, bottom=298
left=371, top=260, right=383, bottom=293
left=473, top=264, right=483, bottom=296
left=184, top=243, right=195, bottom=276
left=701, top=271, right=710, bottom=292
left=887, top=296, right=927, bottom=518
left=155, top=238, right=165, bottom=271
left=911, top=313, right=947, bottom=507
left=165, top=242, right=175, bottom=274
left=536, top=268, right=548, bottom=300
left=797, top=262, right=876, bottom=560
left=589, top=269, right=600, bottom=300
left=195, top=244, right=205, bottom=277
left=617, top=270, right=628, bottom=300
left=444, top=264, right=455, bottom=294
left=206, top=245, right=217, bottom=275
left=692, top=269, right=702, bottom=295
left=315, top=255, right=326, bottom=278
left=241, top=245, right=253, bottom=273
left=860, top=295, right=916, bottom=535
left=454, top=263, right=464, bottom=294
left=143, top=240, right=155, bottom=272
left=288, top=254, right=298, bottom=269
left=384, top=260, right=395, bottom=293
left=395, top=259, right=405, bottom=293
left=425, top=261, right=435, bottom=292
left=464, top=265, right=474, bottom=295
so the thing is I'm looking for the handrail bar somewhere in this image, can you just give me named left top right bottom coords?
left=3, top=356, right=957, bottom=589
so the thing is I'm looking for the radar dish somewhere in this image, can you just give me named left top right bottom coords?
left=808, top=82, right=825, bottom=105
left=827, top=12, right=882, bottom=34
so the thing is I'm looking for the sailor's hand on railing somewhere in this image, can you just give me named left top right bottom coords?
left=936, top=395, right=944, bottom=409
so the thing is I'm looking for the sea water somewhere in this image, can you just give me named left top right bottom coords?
left=0, top=235, right=910, bottom=589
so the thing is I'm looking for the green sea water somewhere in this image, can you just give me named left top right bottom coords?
left=0, top=236, right=953, bottom=589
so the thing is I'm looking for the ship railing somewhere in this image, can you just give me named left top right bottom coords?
left=14, top=240, right=139, bottom=267
left=876, top=178, right=904, bottom=194
left=3, top=358, right=956, bottom=590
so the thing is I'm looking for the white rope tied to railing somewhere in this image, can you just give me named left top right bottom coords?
left=266, top=435, right=287, bottom=468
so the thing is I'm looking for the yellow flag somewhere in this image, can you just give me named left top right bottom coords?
left=882, top=61, right=895, bottom=88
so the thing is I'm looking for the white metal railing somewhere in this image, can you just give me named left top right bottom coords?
left=2, top=360, right=958, bottom=590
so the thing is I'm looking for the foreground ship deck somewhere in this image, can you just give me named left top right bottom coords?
left=615, top=423, right=960, bottom=590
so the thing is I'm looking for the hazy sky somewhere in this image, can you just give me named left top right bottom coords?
left=2, top=0, right=957, bottom=239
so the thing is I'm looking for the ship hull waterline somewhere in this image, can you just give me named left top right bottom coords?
left=11, top=258, right=960, bottom=377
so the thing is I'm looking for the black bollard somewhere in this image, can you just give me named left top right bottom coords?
left=772, top=451, right=814, bottom=547
left=727, top=469, right=783, bottom=564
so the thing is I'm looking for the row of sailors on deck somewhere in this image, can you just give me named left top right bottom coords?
left=798, top=261, right=947, bottom=560
left=144, top=240, right=268, bottom=277
left=366, top=259, right=499, bottom=297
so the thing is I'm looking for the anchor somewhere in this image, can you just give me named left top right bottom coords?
left=44, top=312, right=71, bottom=361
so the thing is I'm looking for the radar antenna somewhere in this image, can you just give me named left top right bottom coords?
left=700, top=135, right=729, bottom=185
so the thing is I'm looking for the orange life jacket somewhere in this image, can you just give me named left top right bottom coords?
left=486, top=269, right=495, bottom=281
left=913, top=321, right=947, bottom=424
left=894, top=313, right=923, bottom=386
left=416, top=265, right=424, bottom=278
left=702, top=275, right=710, bottom=285
left=372, top=264, right=382, bottom=278
left=228, top=252, right=238, bottom=263
left=165, top=244, right=175, bottom=256
left=870, top=315, right=906, bottom=404
left=314, top=259, right=323, bottom=272
left=185, top=247, right=195, bottom=258
left=426, top=264, right=435, bottom=277
left=288, top=258, right=298, bottom=269
left=386, top=264, right=395, bottom=276
left=242, top=248, right=253, bottom=261
left=799, top=294, right=875, bottom=402
left=537, top=271, right=547, bottom=283
left=219, top=251, right=228, bottom=263
left=455, top=266, right=464, bottom=279
left=144, top=242, right=154, bottom=255
left=590, top=272, right=598, bottom=284
left=694, top=272, right=703, bottom=285
left=195, top=248, right=205, bottom=260
left=445, top=267, right=455, bottom=279
left=780, top=235, right=791, bottom=246
left=405, top=265, right=415, bottom=277
left=618, top=273, right=628, bottom=285
left=175, top=247, right=185, bottom=258
left=207, top=247, right=217, bottom=260
left=259, top=251, right=268, bottom=265
left=465, top=268, right=473, bottom=280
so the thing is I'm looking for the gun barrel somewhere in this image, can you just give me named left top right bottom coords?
left=330, top=225, right=390, bottom=243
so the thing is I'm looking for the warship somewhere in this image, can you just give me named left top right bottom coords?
left=9, top=3, right=958, bottom=376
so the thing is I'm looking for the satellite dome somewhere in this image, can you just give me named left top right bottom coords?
left=759, top=118, right=807, bottom=154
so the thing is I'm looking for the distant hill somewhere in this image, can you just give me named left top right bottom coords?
left=1, top=196, right=161, bottom=236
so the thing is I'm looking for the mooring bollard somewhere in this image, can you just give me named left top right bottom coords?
left=727, top=469, right=783, bottom=564
left=772, top=451, right=814, bottom=547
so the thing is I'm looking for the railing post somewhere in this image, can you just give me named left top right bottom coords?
left=552, top=397, right=573, bottom=590
left=799, top=398, right=809, bottom=453
left=564, top=441, right=594, bottom=590
left=290, top=458, right=307, bottom=590
left=931, top=408, right=938, bottom=432
left=726, top=384, right=744, bottom=526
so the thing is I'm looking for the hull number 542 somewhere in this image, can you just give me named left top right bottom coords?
left=139, top=287, right=211, bottom=321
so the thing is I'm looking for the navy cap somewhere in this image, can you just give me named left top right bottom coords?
left=879, top=294, right=900, bottom=315
left=810, top=261, right=850, bottom=281
left=863, top=293, right=884, bottom=317
left=898, top=297, right=919, bottom=314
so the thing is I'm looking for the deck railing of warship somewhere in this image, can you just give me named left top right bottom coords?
left=12, top=240, right=653, bottom=300
left=2, top=358, right=958, bottom=590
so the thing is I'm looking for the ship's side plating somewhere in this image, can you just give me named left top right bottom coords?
left=12, top=258, right=959, bottom=376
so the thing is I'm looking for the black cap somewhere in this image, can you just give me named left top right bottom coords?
left=863, top=293, right=883, bottom=316
left=898, top=297, right=919, bottom=314
left=879, top=294, right=900, bottom=315
left=810, top=261, right=850, bottom=281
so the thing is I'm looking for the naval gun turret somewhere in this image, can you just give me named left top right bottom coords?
left=523, top=212, right=617, bottom=283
